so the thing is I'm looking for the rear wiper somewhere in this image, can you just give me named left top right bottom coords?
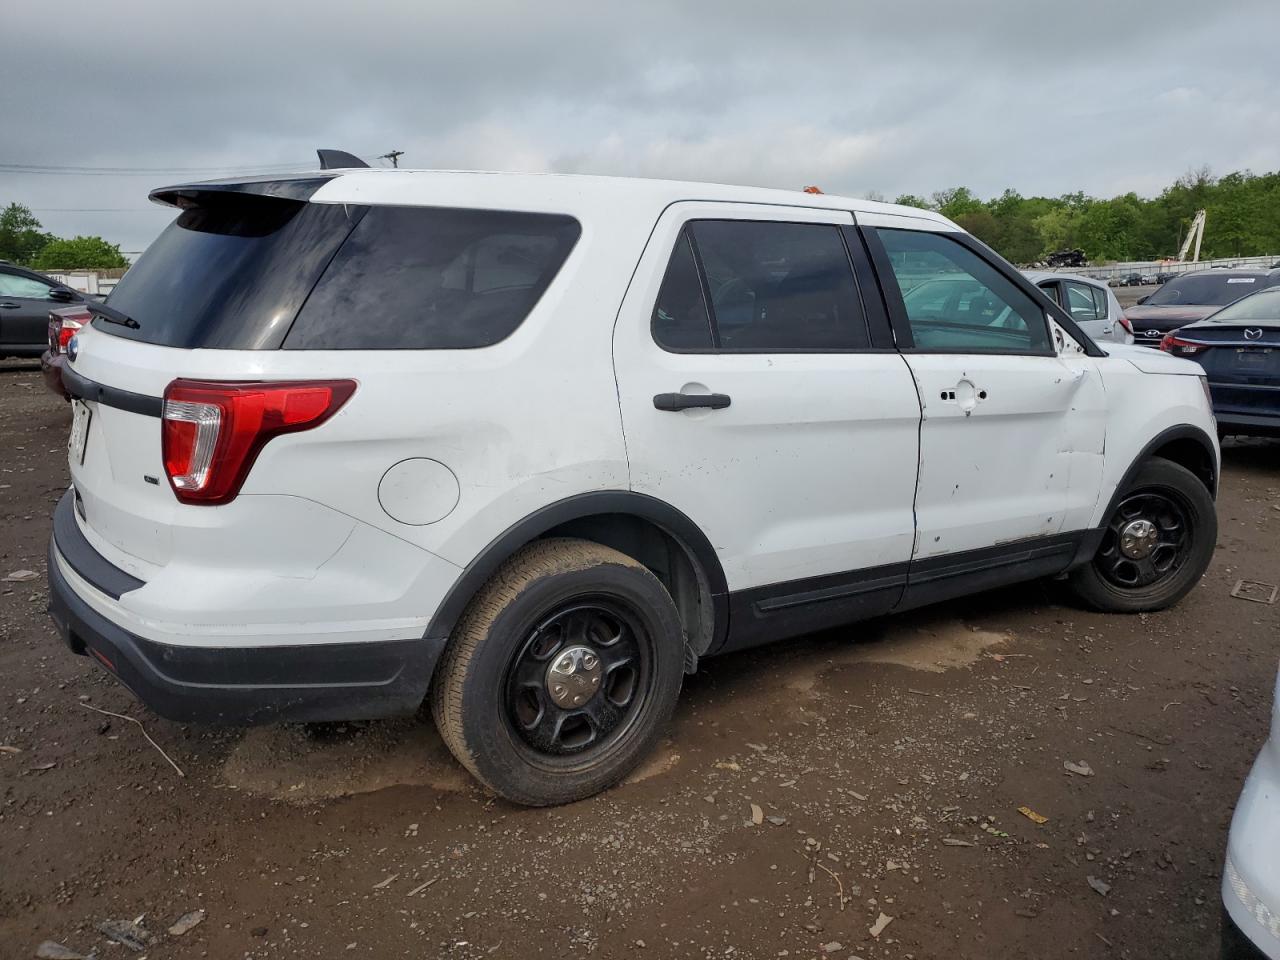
left=85, top=301, right=140, bottom=330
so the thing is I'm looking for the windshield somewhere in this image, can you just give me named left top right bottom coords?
left=1146, top=273, right=1264, bottom=307
left=1196, top=287, right=1280, bottom=325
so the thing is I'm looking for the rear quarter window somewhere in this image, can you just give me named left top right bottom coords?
left=283, top=206, right=581, bottom=350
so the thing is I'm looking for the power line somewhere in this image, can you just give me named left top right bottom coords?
left=377, top=149, right=404, bottom=168
left=0, top=156, right=380, bottom=177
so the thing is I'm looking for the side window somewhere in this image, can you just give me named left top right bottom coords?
left=1036, top=280, right=1063, bottom=307
left=1090, top=284, right=1111, bottom=318
left=1063, top=281, right=1105, bottom=322
left=0, top=272, right=55, bottom=299
left=652, top=231, right=713, bottom=351
left=878, top=229, right=1050, bottom=354
left=285, top=206, right=580, bottom=350
left=688, top=221, right=869, bottom=352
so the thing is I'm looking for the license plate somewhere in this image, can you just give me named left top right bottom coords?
left=69, top=400, right=92, bottom=465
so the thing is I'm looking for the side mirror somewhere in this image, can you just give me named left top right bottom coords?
left=1136, top=296, right=1148, bottom=305
left=48, top=287, right=77, bottom=303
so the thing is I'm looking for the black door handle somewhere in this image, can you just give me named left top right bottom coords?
left=0, top=302, right=19, bottom=309
left=653, top=392, right=731, bottom=412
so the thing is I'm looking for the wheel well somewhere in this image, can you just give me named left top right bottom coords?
left=539, top=514, right=716, bottom=658
left=1150, top=436, right=1216, bottom=495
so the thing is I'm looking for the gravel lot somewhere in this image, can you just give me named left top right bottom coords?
left=1, top=358, right=1277, bottom=960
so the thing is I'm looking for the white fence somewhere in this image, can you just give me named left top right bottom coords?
left=1055, top=254, right=1280, bottom=282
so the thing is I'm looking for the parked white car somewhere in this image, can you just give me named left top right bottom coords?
left=49, top=167, right=1219, bottom=804
left=1223, top=664, right=1280, bottom=959
left=1024, top=270, right=1134, bottom=344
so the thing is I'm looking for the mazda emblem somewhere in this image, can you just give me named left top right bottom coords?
left=1244, top=328, right=1263, bottom=340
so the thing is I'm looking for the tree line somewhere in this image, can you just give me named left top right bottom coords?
left=0, top=203, right=129, bottom=270
left=890, top=167, right=1280, bottom=265
left=6, top=167, right=1280, bottom=271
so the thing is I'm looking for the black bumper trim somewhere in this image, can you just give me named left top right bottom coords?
left=52, top=490, right=146, bottom=600
left=48, top=537, right=443, bottom=724
left=62, top=363, right=163, bottom=418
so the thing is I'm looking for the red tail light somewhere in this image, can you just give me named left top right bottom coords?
left=1118, top=315, right=1134, bottom=335
left=50, top=308, right=91, bottom=353
left=161, top=379, right=356, bottom=505
left=1160, top=334, right=1202, bottom=355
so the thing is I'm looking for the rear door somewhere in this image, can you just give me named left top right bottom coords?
left=613, top=202, right=922, bottom=649
left=0, top=267, right=61, bottom=351
left=861, top=217, right=1106, bottom=600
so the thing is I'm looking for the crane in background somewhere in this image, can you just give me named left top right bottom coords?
left=1176, top=209, right=1207, bottom=262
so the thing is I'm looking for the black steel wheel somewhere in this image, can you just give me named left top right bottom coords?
left=504, top=599, right=651, bottom=761
left=430, top=538, right=684, bottom=806
left=1094, top=491, right=1192, bottom=590
left=1068, top=458, right=1216, bottom=613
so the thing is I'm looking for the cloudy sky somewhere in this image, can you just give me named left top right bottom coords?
left=4, top=0, right=1279, bottom=253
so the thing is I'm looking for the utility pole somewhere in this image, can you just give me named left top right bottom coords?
left=378, top=150, right=404, bottom=168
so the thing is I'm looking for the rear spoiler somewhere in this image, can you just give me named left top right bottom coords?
left=149, top=175, right=336, bottom=208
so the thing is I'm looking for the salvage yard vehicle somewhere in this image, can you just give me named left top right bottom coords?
left=1161, top=285, right=1280, bottom=437
left=48, top=165, right=1220, bottom=805
left=0, top=262, right=86, bottom=359
left=41, top=303, right=92, bottom=399
left=1126, top=268, right=1277, bottom=348
left=1024, top=270, right=1133, bottom=344
left=1221, top=663, right=1280, bottom=960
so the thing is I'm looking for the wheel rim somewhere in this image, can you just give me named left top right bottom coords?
left=503, top=598, right=651, bottom=761
left=1094, top=489, right=1193, bottom=590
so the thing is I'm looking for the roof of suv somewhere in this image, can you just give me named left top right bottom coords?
left=152, top=167, right=958, bottom=229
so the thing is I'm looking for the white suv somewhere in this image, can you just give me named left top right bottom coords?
left=49, top=166, right=1220, bottom=805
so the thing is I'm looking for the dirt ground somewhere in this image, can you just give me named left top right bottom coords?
left=1, top=358, right=1277, bottom=960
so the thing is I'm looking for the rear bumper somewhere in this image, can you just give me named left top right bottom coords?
left=1215, top=411, right=1280, bottom=438
left=40, top=349, right=69, bottom=400
left=47, top=493, right=443, bottom=724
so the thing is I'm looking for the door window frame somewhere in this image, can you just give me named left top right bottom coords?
left=649, top=217, right=890, bottom=355
left=862, top=226, right=1106, bottom=358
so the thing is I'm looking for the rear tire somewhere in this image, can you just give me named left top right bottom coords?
left=430, top=538, right=684, bottom=806
left=1067, top=458, right=1216, bottom=613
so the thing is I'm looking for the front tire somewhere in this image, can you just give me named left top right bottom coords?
left=430, top=538, right=684, bottom=806
left=1067, top=458, right=1216, bottom=613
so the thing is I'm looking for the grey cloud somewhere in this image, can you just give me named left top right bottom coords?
left=3, top=0, right=1277, bottom=251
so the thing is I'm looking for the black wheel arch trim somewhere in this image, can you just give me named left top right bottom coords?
left=423, top=491, right=729, bottom=652
left=1105, top=424, right=1219, bottom=518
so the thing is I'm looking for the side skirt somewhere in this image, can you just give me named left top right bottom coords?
left=716, top=531, right=1089, bottom=655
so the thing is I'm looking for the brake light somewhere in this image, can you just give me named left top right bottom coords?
left=1160, top=334, right=1202, bottom=355
left=50, top=309, right=90, bottom=353
left=1118, top=316, right=1134, bottom=335
left=161, top=379, right=356, bottom=504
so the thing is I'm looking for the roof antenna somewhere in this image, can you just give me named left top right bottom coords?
left=377, top=149, right=404, bottom=168
left=316, top=149, right=370, bottom=170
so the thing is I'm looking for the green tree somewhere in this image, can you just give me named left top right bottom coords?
left=0, top=202, right=55, bottom=264
left=932, top=187, right=984, bottom=220
left=30, top=235, right=128, bottom=270
left=893, top=194, right=933, bottom=210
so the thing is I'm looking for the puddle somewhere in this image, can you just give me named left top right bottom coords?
left=785, top=620, right=1011, bottom=694
left=222, top=719, right=468, bottom=802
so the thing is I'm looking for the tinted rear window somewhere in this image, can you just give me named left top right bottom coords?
left=1147, top=274, right=1264, bottom=306
left=101, top=194, right=362, bottom=349
left=283, top=206, right=581, bottom=349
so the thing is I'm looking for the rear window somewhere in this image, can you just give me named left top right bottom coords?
left=101, top=194, right=362, bottom=349
left=1147, top=274, right=1263, bottom=307
left=283, top=206, right=581, bottom=349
